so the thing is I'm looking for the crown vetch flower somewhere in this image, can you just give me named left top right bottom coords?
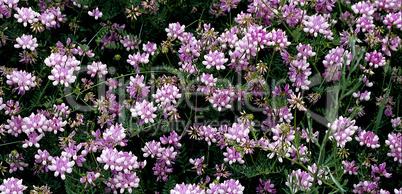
left=342, top=160, right=359, bottom=175
left=202, top=50, right=228, bottom=70
left=385, top=132, right=402, bottom=164
left=327, top=116, right=358, bottom=148
left=126, top=75, right=150, bottom=101
left=288, top=59, right=312, bottom=92
left=223, top=146, right=244, bottom=165
left=189, top=156, right=207, bottom=175
left=88, top=7, right=102, bottom=20
left=302, top=14, right=334, bottom=40
left=355, top=129, right=380, bottom=148
left=365, top=51, right=386, bottom=68
left=14, top=7, right=40, bottom=27
left=322, top=46, right=353, bottom=82
left=14, top=34, right=38, bottom=51
left=0, top=177, right=27, bottom=194
left=351, top=1, right=375, bottom=20
left=6, top=70, right=36, bottom=95
left=286, top=169, right=314, bottom=193
left=371, top=162, right=392, bottom=179
left=48, top=156, right=75, bottom=180
left=120, top=35, right=140, bottom=51
left=165, top=22, right=185, bottom=40
left=256, top=178, right=276, bottom=193
left=130, top=100, right=157, bottom=125
left=102, top=123, right=127, bottom=148
left=207, top=179, right=245, bottom=193
left=7, top=151, right=28, bottom=173
left=87, top=61, right=108, bottom=78
left=104, top=171, right=140, bottom=193
left=171, top=183, right=205, bottom=194
left=127, top=52, right=149, bottom=73
left=80, top=171, right=101, bottom=189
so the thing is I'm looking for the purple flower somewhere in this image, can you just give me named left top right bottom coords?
left=322, top=46, right=353, bottom=82
left=87, top=61, right=108, bottom=78
left=104, top=171, right=140, bottom=193
left=40, top=7, right=66, bottom=30
left=342, top=160, right=359, bottom=175
left=327, top=116, right=358, bottom=148
left=5, top=115, right=23, bottom=137
left=80, top=171, right=101, bottom=189
left=207, top=179, right=244, bottom=193
left=365, top=51, right=386, bottom=68
left=225, top=123, right=250, bottom=143
left=353, top=181, right=378, bottom=193
left=288, top=59, right=312, bottom=92
left=371, top=162, right=392, bottom=179
left=142, top=41, right=157, bottom=55
left=286, top=169, right=314, bottom=192
left=355, top=129, right=380, bottom=148
left=268, top=29, right=292, bottom=51
left=385, top=132, right=402, bottom=164
left=391, top=117, right=401, bottom=129
left=14, top=7, right=40, bottom=27
left=102, top=123, right=127, bottom=148
left=22, top=131, right=44, bottom=148
left=160, top=131, right=182, bottom=149
left=127, top=52, right=149, bottom=73
left=152, top=84, right=181, bottom=110
left=126, top=75, right=150, bottom=101
left=130, top=100, right=157, bottom=125
left=351, top=1, right=375, bottom=20
left=223, top=146, right=244, bottom=165
left=6, top=70, right=36, bottom=95
left=214, top=163, right=231, bottom=180
left=171, top=183, right=204, bottom=194
left=356, top=17, right=375, bottom=33
left=199, top=73, right=217, bottom=87
left=88, top=7, right=102, bottom=20
left=14, top=34, right=38, bottom=51
left=209, top=88, right=235, bottom=111
left=386, top=14, right=401, bottom=29
left=302, top=14, right=334, bottom=40
left=296, top=43, right=316, bottom=60
left=34, top=149, right=53, bottom=172
left=7, top=151, right=28, bottom=173
left=256, top=179, right=276, bottom=193
left=189, top=156, right=207, bottom=175
left=0, top=177, right=27, bottom=194
left=48, top=156, right=75, bottom=180
left=281, top=4, right=304, bottom=27
left=165, top=22, right=185, bottom=40
left=120, top=35, right=140, bottom=51
left=142, top=140, right=165, bottom=158
left=49, top=65, right=77, bottom=87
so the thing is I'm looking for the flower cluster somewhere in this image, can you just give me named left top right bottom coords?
left=6, top=70, right=37, bottom=95
left=327, top=116, right=358, bottom=148
left=0, top=177, right=27, bottom=194
left=126, top=74, right=150, bottom=101
left=302, top=14, right=334, bottom=40
left=14, top=34, right=38, bottom=51
left=355, top=129, right=380, bottom=148
left=87, top=61, right=108, bottom=78
left=385, top=132, right=402, bottom=164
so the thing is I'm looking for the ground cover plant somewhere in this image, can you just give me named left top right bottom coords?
left=0, top=0, right=401, bottom=193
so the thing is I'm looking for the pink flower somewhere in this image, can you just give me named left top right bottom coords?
left=48, top=156, right=75, bottom=180
left=88, top=7, right=102, bottom=20
left=202, top=50, right=228, bottom=70
left=327, top=116, right=358, bottom=148
left=385, top=132, right=402, bottom=164
left=126, top=75, right=150, bottom=101
left=130, top=100, right=157, bottom=125
left=303, top=14, right=334, bottom=40
left=87, top=61, right=108, bottom=78
left=365, top=50, right=386, bottom=68
left=14, top=34, right=38, bottom=51
left=0, top=177, right=27, bottom=194
left=342, top=160, right=359, bottom=175
left=355, top=129, right=380, bottom=148
left=6, top=70, right=36, bottom=95
left=165, top=22, right=185, bottom=40
left=223, top=146, right=244, bottom=165
left=14, top=7, right=39, bottom=27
